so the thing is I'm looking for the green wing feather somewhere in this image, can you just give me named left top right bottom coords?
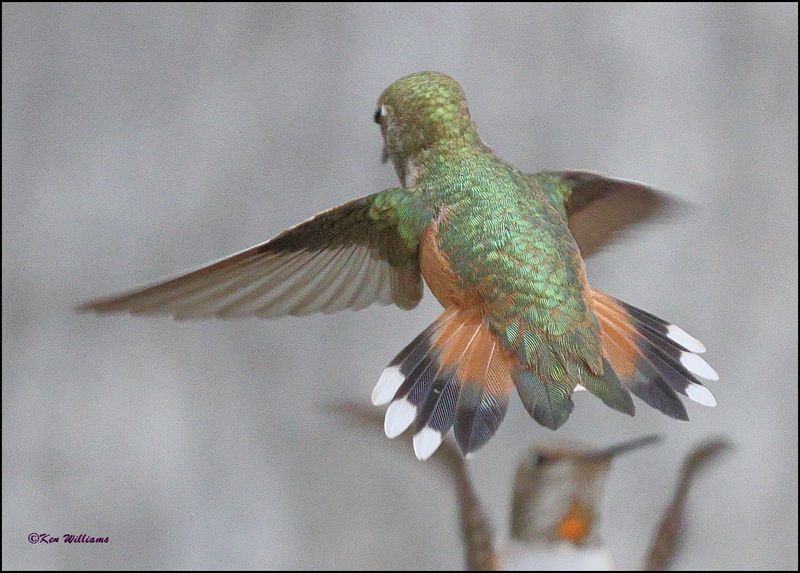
left=78, top=189, right=422, bottom=318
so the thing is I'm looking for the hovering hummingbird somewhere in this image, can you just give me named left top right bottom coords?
left=503, top=437, right=662, bottom=571
left=504, top=437, right=729, bottom=572
left=80, top=71, right=718, bottom=460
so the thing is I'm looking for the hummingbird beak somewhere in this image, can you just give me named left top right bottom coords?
left=593, top=434, right=661, bottom=460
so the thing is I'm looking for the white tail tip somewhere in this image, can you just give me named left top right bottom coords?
left=667, top=324, right=707, bottom=353
left=384, top=399, right=416, bottom=438
left=372, top=366, right=405, bottom=406
left=413, top=428, right=443, bottom=460
left=680, top=352, right=719, bottom=381
left=686, top=384, right=717, bottom=407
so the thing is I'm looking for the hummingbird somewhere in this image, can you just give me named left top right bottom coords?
left=502, top=437, right=662, bottom=571
left=80, top=71, right=718, bottom=460
left=504, top=437, right=729, bottom=571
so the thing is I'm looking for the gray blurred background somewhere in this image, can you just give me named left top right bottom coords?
left=3, top=3, right=797, bottom=570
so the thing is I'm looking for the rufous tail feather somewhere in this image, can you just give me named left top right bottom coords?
left=591, top=289, right=717, bottom=420
left=372, top=308, right=515, bottom=458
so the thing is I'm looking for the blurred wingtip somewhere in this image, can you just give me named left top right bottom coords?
left=644, top=436, right=734, bottom=571
left=74, top=300, right=97, bottom=314
left=531, top=434, right=662, bottom=465
left=598, top=434, right=662, bottom=459
left=681, top=436, right=733, bottom=477
left=321, top=402, right=384, bottom=429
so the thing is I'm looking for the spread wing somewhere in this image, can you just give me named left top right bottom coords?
left=531, top=170, right=679, bottom=258
left=78, top=192, right=422, bottom=319
left=644, top=438, right=731, bottom=571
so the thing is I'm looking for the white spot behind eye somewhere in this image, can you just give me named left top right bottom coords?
left=380, top=104, right=387, bottom=117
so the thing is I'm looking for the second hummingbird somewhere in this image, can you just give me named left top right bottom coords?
left=80, top=72, right=718, bottom=460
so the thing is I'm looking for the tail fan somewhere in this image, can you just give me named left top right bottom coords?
left=372, top=308, right=515, bottom=459
left=590, top=289, right=718, bottom=419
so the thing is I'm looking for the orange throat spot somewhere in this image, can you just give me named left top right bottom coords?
left=556, top=502, right=593, bottom=545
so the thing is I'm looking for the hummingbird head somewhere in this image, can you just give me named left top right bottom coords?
left=375, top=71, right=480, bottom=185
left=510, top=436, right=660, bottom=548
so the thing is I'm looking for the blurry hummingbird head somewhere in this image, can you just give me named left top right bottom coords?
left=375, top=71, right=481, bottom=185
left=510, top=435, right=659, bottom=548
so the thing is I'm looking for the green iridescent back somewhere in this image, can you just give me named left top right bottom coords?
left=416, top=147, right=603, bottom=366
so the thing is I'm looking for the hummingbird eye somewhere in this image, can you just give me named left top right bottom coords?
left=373, top=108, right=381, bottom=124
